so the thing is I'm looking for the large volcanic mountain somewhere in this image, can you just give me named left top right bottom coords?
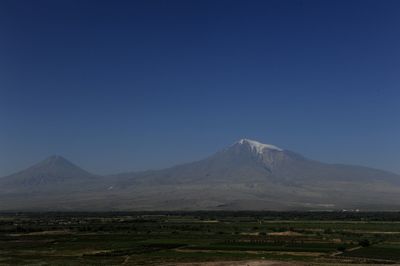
left=1, top=139, right=400, bottom=211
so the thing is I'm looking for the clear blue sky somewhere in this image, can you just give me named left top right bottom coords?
left=1, top=0, right=400, bottom=176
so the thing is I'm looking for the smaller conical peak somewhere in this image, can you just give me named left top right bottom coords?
left=29, top=155, right=92, bottom=176
left=38, top=155, right=77, bottom=168
left=236, top=139, right=283, bottom=154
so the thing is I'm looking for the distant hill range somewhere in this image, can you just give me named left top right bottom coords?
left=1, top=139, right=400, bottom=211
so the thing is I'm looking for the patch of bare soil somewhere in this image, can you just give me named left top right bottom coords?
left=268, top=231, right=303, bottom=236
left=170, top=260, right=303, bottom=266
left=9, top=230, right=72, bottom=236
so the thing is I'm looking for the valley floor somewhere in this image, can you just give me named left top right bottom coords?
left=1, top=212, right=400, bottom=265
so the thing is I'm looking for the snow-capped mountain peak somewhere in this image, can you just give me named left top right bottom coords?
left=237, top=138, right=283, bottom=154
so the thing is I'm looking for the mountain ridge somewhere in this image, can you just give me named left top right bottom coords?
left=1, top=139, right=400, bottom=211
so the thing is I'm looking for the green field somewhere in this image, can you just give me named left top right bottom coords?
left=1, top=212, right=400, bottom=265
left=342, top=243, right=400, bottom=260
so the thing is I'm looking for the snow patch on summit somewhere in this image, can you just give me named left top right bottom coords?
left=237, top=139, right=283, bottom=154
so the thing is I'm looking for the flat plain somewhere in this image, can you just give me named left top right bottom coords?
left=1, top=212, right=400, bottom=265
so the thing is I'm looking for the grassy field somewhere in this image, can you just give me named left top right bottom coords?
left=1, top=212, right=400, bottom=265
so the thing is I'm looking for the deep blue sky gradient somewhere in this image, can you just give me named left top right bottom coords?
left=1, top=0, right=400, bottom=175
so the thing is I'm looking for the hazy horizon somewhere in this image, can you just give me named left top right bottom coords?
left=2, top=137, right=400, bottom=177
left=1, top=0, right=400, bottom=176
